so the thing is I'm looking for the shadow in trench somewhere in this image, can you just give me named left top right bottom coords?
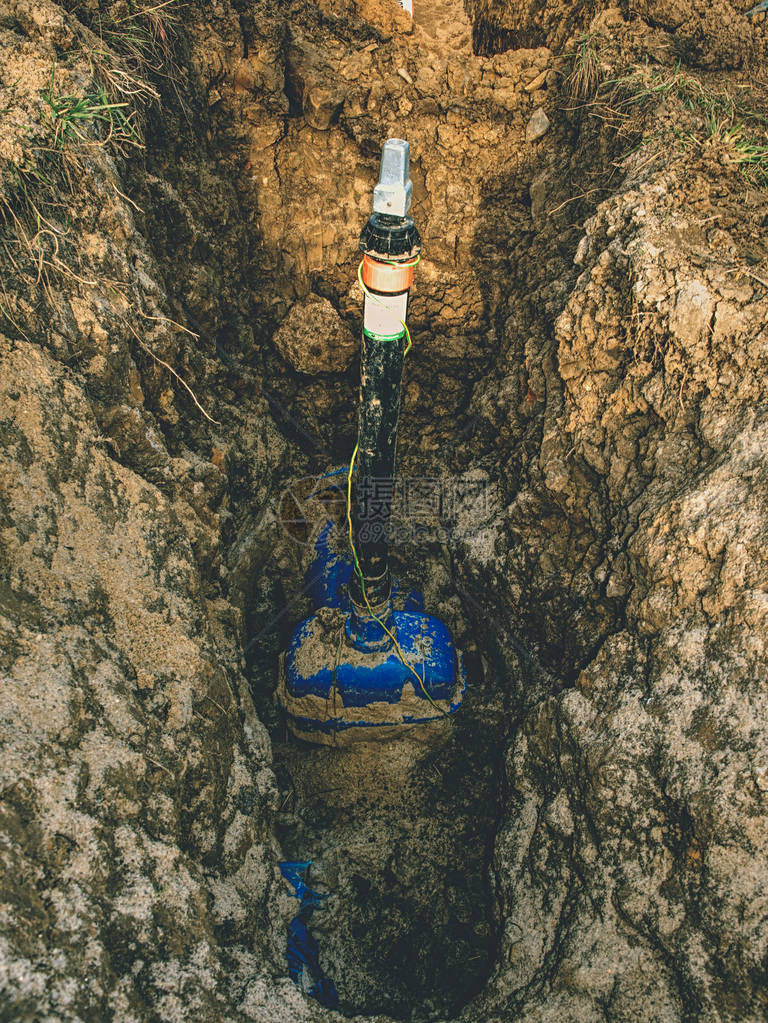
left=271, top=647, right=505, bottom=1021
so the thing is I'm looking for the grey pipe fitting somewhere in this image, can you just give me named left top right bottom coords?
left=372, top=138, right=413, bottom=217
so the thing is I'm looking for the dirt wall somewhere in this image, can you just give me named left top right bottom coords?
left=1, top=0, right=768, bottom=1020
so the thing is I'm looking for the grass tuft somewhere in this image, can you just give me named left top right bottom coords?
left=42, top=62, right=143, bottom=153
left=567, top=34, right=602, bottom=102
left=697, top=119, right=768, bottom=185
left=0, top=0, right=182, bottom=298
left=575, top=60, right=768, bottom=189
left=77, top=0, right=188, bottom=116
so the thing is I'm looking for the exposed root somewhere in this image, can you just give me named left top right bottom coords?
left=122, top=316, right=220, bottom=425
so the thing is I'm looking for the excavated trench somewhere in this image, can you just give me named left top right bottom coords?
left=234, top=119, right=601, bottom=1023
left=146, top=0, right=746, bottom=1011
left=181, top=0, right=635, bottom=1015
left=4, top=0, right=768, bottom=1019
left=229, top=5, right=622, bottom=1011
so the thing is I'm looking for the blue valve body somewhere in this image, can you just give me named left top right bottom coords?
left=277, top=507, right=465, bottom=745
left=280, top=607, right=466, bottom=743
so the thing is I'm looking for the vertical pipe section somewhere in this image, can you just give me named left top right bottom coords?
left=349, top=140, right=421, bottom=613
left=350, top=230, right=421, bottom=611
left=351, top=261, right=409, bottom=607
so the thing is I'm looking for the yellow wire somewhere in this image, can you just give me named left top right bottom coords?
left=347, top=256, right=447, bottom=716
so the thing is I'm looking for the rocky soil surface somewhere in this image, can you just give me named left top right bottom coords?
left=1, top=0, right=768, bottom=1020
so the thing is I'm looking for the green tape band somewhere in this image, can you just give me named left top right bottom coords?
left=363, top=328, right=407, bottom=343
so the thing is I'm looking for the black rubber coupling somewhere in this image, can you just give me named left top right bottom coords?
left=359, top=212, right=422, bottom=261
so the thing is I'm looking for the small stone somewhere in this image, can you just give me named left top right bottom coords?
left=529, top=172, right=549, bottom=223
left=210, top=448, right=227, bottom=472
left=303, top=85, right=343, bottom=130
left=669, top=278, right=715, bottom=344
left=524, top=69, right=548, bottom=93
left=272, top=295, right=356, bottom=374
left=233, top=58, right=259, bottom=92
left=574, top=235, right=591, bottom=266
left=526, top=107, right=550, bottom=142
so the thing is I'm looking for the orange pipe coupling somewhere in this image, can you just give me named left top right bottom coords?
left=362, top=254, right=414, bottom=294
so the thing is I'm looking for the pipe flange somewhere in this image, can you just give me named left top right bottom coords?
left=359, top=212, right=422, bottom=261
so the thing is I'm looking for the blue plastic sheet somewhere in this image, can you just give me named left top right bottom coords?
left=279, top=861, right=339, bottom=1010
left=279, top=861, right=328, bottom=908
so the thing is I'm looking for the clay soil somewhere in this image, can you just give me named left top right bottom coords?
left=2, top=0, right=768, bottom=1021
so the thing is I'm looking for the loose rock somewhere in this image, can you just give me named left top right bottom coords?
left=526, top=107, right=551, bottom=142
left=272, top=296, right=356, bottom=374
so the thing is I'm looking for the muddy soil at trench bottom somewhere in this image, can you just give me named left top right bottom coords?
left=273, top=675, right=503, bottom=1021
left=253, top=529, right=506, bottom=1020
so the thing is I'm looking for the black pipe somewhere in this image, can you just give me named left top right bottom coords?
left=350, top=212, right=421, bottom=608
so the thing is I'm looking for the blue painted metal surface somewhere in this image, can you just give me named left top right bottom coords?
left=287, top=611, right=459, bottom=706
left=306, top=520, right=352, bottom=610
left=306, top=515, right=424, bottom=613
left=344, top=599, right=397, bottom=651
left=279, top=861, right=338, bottom=1010
left=278, top=481, right=465, bottom=743
left=280, top=602, right=466, bottom=741
left=279, top=861, right=328, bottom=908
